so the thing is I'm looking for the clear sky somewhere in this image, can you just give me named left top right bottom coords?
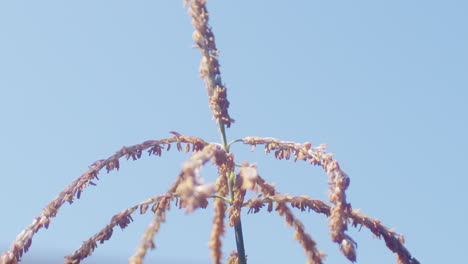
left=1, top=1, right=467, bottom=264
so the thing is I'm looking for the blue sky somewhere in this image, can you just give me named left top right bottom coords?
left=1, top=1, right=467, bottom=263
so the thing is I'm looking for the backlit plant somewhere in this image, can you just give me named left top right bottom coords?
left=0, top=1, right=419, bottom=264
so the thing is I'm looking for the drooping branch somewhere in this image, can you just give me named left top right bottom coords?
left=244, top=194, right=419, bottom=264
left=0, top=133, right=207, bottom=264
left=64, top=194, right=175, bottom=264
left=348, top=210, right=420, bottom=264
left=276, top=202, right=326, bottom=264
left=242, top=136, right=354, bottom=260
left=66, top=143, right=229, bottom=264
left=208, top=173, right=229, bottom=264
left=128, top=195, right=173, bottom=264
left=254, top=174, right=325, bottom=264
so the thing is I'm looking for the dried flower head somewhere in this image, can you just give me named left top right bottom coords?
left=0, top=2, right=419, bottom=264
left=185, top=0, right=233, bottom=127
left=242, top=136, right=356, bottom=261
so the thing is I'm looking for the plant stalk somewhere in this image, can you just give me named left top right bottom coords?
left=233, top=219, right=247, bottom=264
left=219, top=121, right=247, bottom=264
left=219, top=121, right=228, bottom=148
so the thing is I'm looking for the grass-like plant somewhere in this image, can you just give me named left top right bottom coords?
left=0, top=1, right=419, bottom=264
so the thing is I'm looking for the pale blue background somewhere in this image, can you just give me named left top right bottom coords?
left=1, top=1, right=467, bottom=263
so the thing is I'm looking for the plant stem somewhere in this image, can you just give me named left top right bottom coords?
left=227, top=139, right=243, bottom=152
left=219, top=121, right=228, bottom=148
left=210, top=194, right=232, bottom=204
left=219, top=121, right=247, bottom=264
left=234, top=219, right=247, bottom=264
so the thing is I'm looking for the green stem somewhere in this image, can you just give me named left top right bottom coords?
left=234, top=219, right=247, bottom=263
left=210, top=194, right=232, bottom=204
left=226, top=139, right=243, bottom=152
left=219, top=121, right=247, bottom=264
left=219, top=121, right=228, bottom=149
